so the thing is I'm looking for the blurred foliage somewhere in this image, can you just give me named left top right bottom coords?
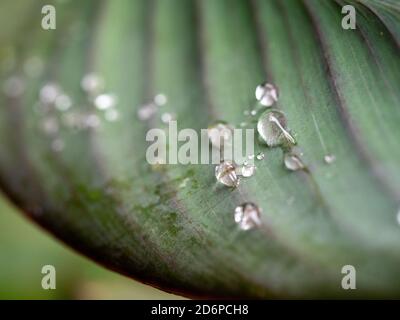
left=0, top=194, right=181, bottom=299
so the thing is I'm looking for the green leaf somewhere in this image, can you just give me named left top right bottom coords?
left=1, top=0, right=400, bottom=298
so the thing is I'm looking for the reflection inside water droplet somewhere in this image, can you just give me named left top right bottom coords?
left=256, top=152, right=265, bottom=160
left=215, top=160, right=239, bottom=187
left=255, top=82, right=278, bottom=107
left=257, top=109, right=296, bottom=147
left=234, top=202, right=262, bottom=230
left=284, top=153, right=304, bottom=171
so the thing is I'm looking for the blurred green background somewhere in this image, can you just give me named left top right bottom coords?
left=0, top=193, right=182, bottom=299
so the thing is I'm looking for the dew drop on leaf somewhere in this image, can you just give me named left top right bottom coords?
left=256, top=152, right=265, bottom=160
left=215, top=160, right=239, bottom=187
left=255, top=82, right=278, bottom=107
left=257, top=109, right=296, bottom=147
left=234, top=202, right=262, bottom=230
left=240, top=164, right=256, bottom=177
left=284, top=153, right=304, bottom=171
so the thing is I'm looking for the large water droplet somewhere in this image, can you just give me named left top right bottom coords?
left=215, top=160, right=239, bottom=187
left=255, top=82, right=278, bottom=107
left=94, top=93, right=117, bottom=110
left=257, top=109, right=296, bottom=147
left=208, top=121, right=234, bottom=149
left=284, top=153, right=304, bottom=171
left=234, top=202, right=262, bottom=230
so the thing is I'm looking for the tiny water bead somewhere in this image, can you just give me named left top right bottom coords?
left=240, top=163, right=256, bottom=177
left=234, top=202, right=262, bottom=230
left=324, top=154, right=336, bottom=164
left=215, top=160, right=239, bottom=187
left=256, top=152, right=265, bottom=160
left=255, top=82, right=278, bottom=107
left=94, top=93, right=117, bottom=110
left=284, top=153, right=305, bottom=171
left=207, top=121, right=234, bottom=149
left=257, top=109, right=296, bottom=147
left=84, top=114, right=101, bottom=128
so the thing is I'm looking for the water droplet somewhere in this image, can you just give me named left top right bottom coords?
left=51, top=138, right=64, bottom=152
left=94, top=93, right=117, bottom=110
left=255, top=82, right=278, bottom=107
left=81, top=73, right=104, bottom=94
left=105, top=108, right=120, bottom=122
left=154, top=93, right=167, bottom=106
left=84, top=114, right=101, bottom=128
left=250, top=110, right=257, bottom=116
left=240, top=164, right=256, bottom=177
left=161, top=112, right=175, bottom=124
left=248, top=154, right=255, bottom=160
left=55, top=94, right=72, bottom=111
left=284, top=153, right=304, bottom=171
left=40, top=83, right=60, bottom=105
left=257, top=109, right=296, bottom=147
left=137, top=103, right=157, bottom=121
left=208, top=121, right=234, bottom=149
left=215, top=160, right=239, bottom=187
left=3, top=76, right=25, bottom=97
left=256, top=152, right=265, bottom=160
left=324, top=154, right=336, bottom=164
left=234, top=202, right=262, bottom=230
left=24, top=56, right=44, bottom=78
